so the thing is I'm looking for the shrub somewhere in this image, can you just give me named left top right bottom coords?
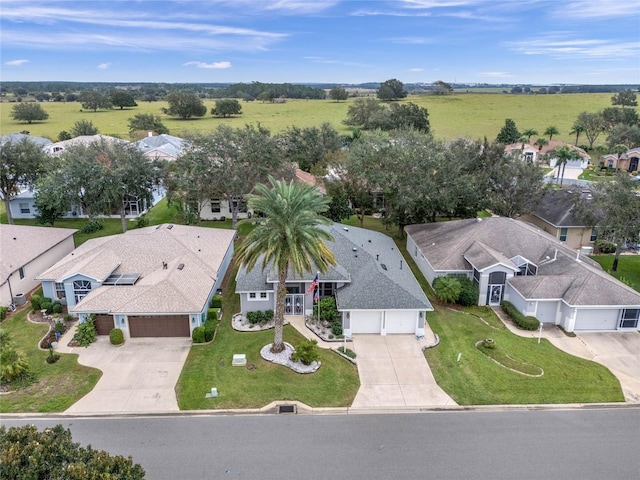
left=0, top=329, right=30, bottom=382
left=204, top=319, right=216, bottom=342
left=331, top=322, right=343, bottom=336
left=314, top=297, right=338, bottom=323
left=595, top=239, right=616, bottom=254
left=337, top=346, right=357, bottom=359
left=207, top=308, right=218, bottom=322
left=53, top=321, right=66, bottom=335
left=51, top=301, right=63, bottom=314
left=30, top=294, right=42, bottom=311
left=291, top=339, right=320, bottom=365
left=211, top=295, right=223, bottom=309
left=109, top=328, right=124, bottom=345
left=456, top=276, right=479, bottom=307
left=192, top=326, right=205, bottom=343
left=40, top=300, right=53, bottom=314
left=80, top=220, right=103, bottom=234
left=264, top=310, right=274, bottom=322
left=433, top=276, right=462, bottom=304
left=0, top=307, right=7, bottom=321
left=63, top=314, right=73, bottom=322
left=501, top=301, right=540, bottom=331
left=136, top=214, right=149, bottom=228
left=73, top=315, right=97, bottom=347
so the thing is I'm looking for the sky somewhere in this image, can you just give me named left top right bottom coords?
left=1, top=0, right=639, bottom=85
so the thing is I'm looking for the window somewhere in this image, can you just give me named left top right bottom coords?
left=559, top=228, right=568, bottom=242
left=249, top=292, right=256, bottom=299
left=590, top=228, right=598, bottom=242
left=55, top=282, right=66, bottom=299
left=231, top=198, right=247, bottom=213
left=473, top=269, right=480, bottom=285
left=619, top=309, right=639, bottom=329
left=608, top=159, right=614, bottom=168
left=210, top=199, right=221, bottom=213
left=260, top=292, right=268, bottom=299
left=19, top=203, right=30, bottom=214
left=321, top=282, right=334, bottom=298
left=524, top=152, right=534, bottom=163
left=73, top=280, right=92, bottom=303
left=19, top=267, right=25, bottom=279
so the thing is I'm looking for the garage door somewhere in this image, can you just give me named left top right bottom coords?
left=129, top=315, right=190, bottom=337
left=350, top=311, right=381, bottom=334
left=385, top=311, right=416, bottom=334
left=535, top=302, right=558, bottom=324
left=574, top=309, right=618, bottom=331
left=93, top=314, right=115, bottom=335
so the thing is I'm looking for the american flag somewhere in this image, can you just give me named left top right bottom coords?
left=307, top=273, right=319, bottom=294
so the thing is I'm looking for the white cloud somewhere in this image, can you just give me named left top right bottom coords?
left=184, top=61, right=232, bottom=69
left=4, top=59, right=29, bottom=66
left=507, top=35, right=639, bottom=59
left=97, top=63, right=111, bottom=70
left=390, top=37, right=435, bottom=45
left=410, top=68, right=424, bottom=72
left=555, top=1, right=639, bottom=18
left=477, top=71, right=512, bottom=78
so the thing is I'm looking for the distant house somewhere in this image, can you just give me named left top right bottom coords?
left=0, top=132, right=52, bottom=149
left=134, top=133, right=186, bottom=162
left=406, top=217, right=640, bottom=332
left=0, top=224, right=76, bottom=308
left=519, top=188, right=598, bottom=250
left=602, top=147, right=640, bottom=172
left=236, top=223, right=432, bottom=336
left=37, top=224, right=235, bottom=339
left=44, top=134, right=124, bottom=155
left=505, top=140, right=590, bottom=169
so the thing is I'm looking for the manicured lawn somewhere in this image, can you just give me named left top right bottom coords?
left=424, top=307, right=624, bottom=405
left=590, top=255, right=640, bottom=292
left=579, top=168, right=617, bottom=182
left=176, top=263, right=360, bottom=410
left=0, top=309, right=102, bottom=413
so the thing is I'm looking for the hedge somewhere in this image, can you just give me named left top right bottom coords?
left=192, top=326, right=206, bottom=343
left=501, top=301, right=540, bottom=330
left=204, top=319, right=216, bottom=342
left=109, top=328, right=124, bottom=345
left=211, top=295, right=223, bottom=309
left=207, top=308, right=218, bottom=322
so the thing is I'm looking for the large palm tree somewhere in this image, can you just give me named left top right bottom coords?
left=553, top=145, right=581, bottom=185
left=236, top=177, right=336, bottom=353
left=521, top=128, right=538, bottom=144
left=570, top=122, right=585, bottom=146
left=544, top=125, right=560, bottom=141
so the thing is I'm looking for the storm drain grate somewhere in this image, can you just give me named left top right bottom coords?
left=277, top=404, right=296, bottom=414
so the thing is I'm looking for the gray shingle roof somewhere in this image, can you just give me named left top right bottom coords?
left=405, top=217, right=640, bottom=307
left=0, top=133, right=52, bottom=148
left=530, top=188, right=591, bottom=228
left=236, top=223, right=432, bottom=311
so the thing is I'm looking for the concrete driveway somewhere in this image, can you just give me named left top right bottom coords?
left=59, top=334, right=191, bottom=414
left=350, top=335, right=457, bottom=409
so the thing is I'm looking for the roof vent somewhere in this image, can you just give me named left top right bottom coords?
left=376, top=254, right=379, bottom=261
left=177, top=263, right=184, bottom=270
left=162, top=262, right=168, bottom=270
left=155, top=225, right=162, bottom=229
left=343, top=227, right=349, bottom=231
left=477, top=217, right=482, bottom=222
left=352, top=247, right=357, bottom=252
left=381, top=264, right=387, bottom=271
left=167, top=224, right=174, bottom=230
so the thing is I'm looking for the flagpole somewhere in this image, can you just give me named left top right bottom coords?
left=316, top=271, right=320, bottom=325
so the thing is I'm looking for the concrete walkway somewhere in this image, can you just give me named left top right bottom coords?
left=492, top=308, right=640, bottom=404
left=57, top=324, right=191, bottom=414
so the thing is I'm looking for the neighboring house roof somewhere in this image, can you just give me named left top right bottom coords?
left=295, top=168, right=326, bottom=195
left=405, top=217, right=640, bottom=307
left=505, top=141, right=590, bottom=160
left=529, top=188, right=592, bottom=228
left=38, top=224, right=236, bottom=314
left=603, top=147, right=640, bottom=161
left=236, top=223, right=432, bottom=311
left=0, top=224, right=77, bottom=286
left=45, top=134, right=125, bottom=154
left=134, top=134, right=186, bottom=160
left=0, top=133, right=52, bottom=148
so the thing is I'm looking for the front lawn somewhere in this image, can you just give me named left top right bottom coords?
left=590, top=254, right=640, bottom=292
left=176, top=264, right=360, bottom=410
left=0, top=310, right=102, bottom=413
left=424, top=307, right=624, bottom=405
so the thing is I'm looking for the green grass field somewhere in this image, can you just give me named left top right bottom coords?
left=0, top=93, right=618, bottom=146
left=590, top=255, right=640, bottom=292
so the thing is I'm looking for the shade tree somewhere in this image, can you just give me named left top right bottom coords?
left=109, top=90, right=138, bottom=109
left=496, top=118, right=521, bottom=144
left=328, top=87, right=349, bottom=102
left=71, top=119, right=99, bottom=137
left=611, top=89, right=638, bottom=108
left=10, top=102, right=50, bottom=124
left=576, top=111, right=605, bottom=149
left=79, top=91, right=112, bottom=111
left=377, top=78, right=407, bottom=101
left=128, top=113, right=169, bottom=136
left=211, top=98, right=242, bottom=117
left=162, top=92, right=207, bottom=119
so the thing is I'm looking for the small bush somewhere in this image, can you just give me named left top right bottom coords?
left=331, top=322, right=343, bottom=336
left=51, top=301, right=63, bottom=314
left=501, top=301, right=540, bottom=331
left=52, top=321, right=66, bottom=335
left=204, top=319, right=216, bottom=342
left=313, top=297, right=338, bottom=323
left=433, top=276, right=462, bottom=304
left=63, top=314, right=73, bottom=322
left=207, top=308, right=218, bottom=322
left=457, top=276, right=479, bottom=307
left=80, top=220, right=103, bottom=234
left=0, top=307, right=7, bottom=321
left=291, top=339, right=320, bottom=365
left=337, top=346, right=357, bottom=359
left=136, top=214, right=149, bottom=228
left=211, top=295, right=223, bottom=309
left=30, top=294, right=42, bottom=311
left=109, top=328, right=124, bottom=345
left=595, top=239, right=616, bottom=254
left=40, top=300, right=53, bottom=314
left=192, top=326, right=205, bottom=343
left=264, top=310, right=274, bottom=322
left=73, top=315, right=97, bottom=347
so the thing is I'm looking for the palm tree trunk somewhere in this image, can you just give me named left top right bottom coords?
left=272, top=264, right=288, bottom=353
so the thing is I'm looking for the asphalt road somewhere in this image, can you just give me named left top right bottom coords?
left=2, top=408, right=639, bottom=480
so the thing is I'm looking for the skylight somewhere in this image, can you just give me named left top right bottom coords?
left=103, top=273, right=141, bottom=286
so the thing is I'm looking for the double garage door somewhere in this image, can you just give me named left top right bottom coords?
left=93, top=314, right=190, bottom=337
left=349, top=311, right=416, bottom=334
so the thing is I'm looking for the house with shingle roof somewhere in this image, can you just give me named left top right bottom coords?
left=505, top=140, right=590, bottom=169
left=1, top=224, right=77, bottom=308
left=37, top=224, right=235, bottom=339
left=405, top=217, right=640, bottom=332
left=602, top=147, right=640, bottom=172
left=1, top=132, right=53, bottom=149
left=134, top=133, right=186, bottom=162
left=236, top=223, right=433, bottom=336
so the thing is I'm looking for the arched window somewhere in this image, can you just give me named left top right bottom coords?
left=73, top=279, right=92, bottom=303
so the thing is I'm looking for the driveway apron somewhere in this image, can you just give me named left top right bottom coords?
left=351, top=335, right=457, bottom=408
left=61, top=335, right=191, bottom=414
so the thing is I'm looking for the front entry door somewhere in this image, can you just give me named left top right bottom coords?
left=285, top=294, right=304, bottom=315
left=488, top=285, right=503, bottom=306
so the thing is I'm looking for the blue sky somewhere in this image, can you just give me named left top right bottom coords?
left=1, top=0, right=639, bottom=85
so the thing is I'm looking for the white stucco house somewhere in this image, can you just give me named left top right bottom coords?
left=505, top=140, right=590, bottom=169
left=405, top=217, right=640, bottom=332
left=0, top=224, right=77, bottom=308
left=236, top=223, right=432, bottom=336
left=37, top=224, right=235, bottom=339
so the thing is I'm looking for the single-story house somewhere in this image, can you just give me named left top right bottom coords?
left=44, top=134, right=124, bottom=155
left=37, top=224, right=235, bottom=339
left=405, top=217, right=640, bottom=332
left=1, top=224, right=77, bottom=308
left=519, top=188, right=598, bottom=250
left=236, top=223, right=432, bottom=336
left=1, top=132, right=52, bottom=149
left=134, top=133, right=186, bottom=162
left=602, top=147, right=640, bottom=172
left=505, top=140, right=590, bottom=169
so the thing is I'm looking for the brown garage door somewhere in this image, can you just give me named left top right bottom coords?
left=93, top=314, right=115, bottom=335
left=129, top=315, right=190, bottom=338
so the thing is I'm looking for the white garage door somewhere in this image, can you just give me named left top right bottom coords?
left=350, top=311, right=381, bottom=334
left=574, top=309, right=618, bottom=331
left=385, top=311, right=417, bottom=334
left=536, top=302, right=558, bottom=324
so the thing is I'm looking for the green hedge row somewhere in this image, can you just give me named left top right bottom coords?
left=501, top=301, right=540, bottom=331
